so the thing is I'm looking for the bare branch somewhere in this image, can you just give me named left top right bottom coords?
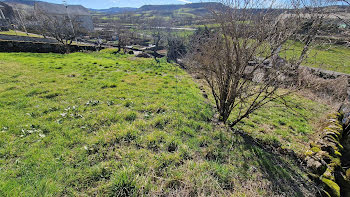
left=186, top=0, right=326, bottom=125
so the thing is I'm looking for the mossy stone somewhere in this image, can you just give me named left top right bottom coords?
left=311, top=146, right=321, bottom=153
left=323, top=168, right=334, bottom=180
left=321, top=178, right=341, bottom=197
left=334, top=151, right=342, bottom=157
left=324, top=127, right=341, bottom=136
left=329, top=157, right=342, bottom=167
left=327, top=113, right=340, bottom=120
left=325, top=134, right=339, bottom=143
left=305, top=150, right=314, bottom=157
left=310, top=142, right=318, bottom=148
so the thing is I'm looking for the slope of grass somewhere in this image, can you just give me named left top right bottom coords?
left=231, top=93, right=330, bottom=154
left=0, top=50, right=323, bottom=196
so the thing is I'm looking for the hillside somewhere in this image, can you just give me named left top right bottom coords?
left=91, top=2, right=226, bottom=26
left=0, top=50, right=331, bottom=196
left=1, top=0, right=36, bottom=6
left=90, top=7, right=137, bottom=14
left=139, top=2, right=224, bottom=12
left=91, top=2, right=224, bottom=14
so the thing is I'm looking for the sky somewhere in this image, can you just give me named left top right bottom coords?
left=41, top=0, right=203, bottom=9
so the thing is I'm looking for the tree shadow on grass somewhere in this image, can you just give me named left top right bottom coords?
left=231, top=130, right=320, bottom=196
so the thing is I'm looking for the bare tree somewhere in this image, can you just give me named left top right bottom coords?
left=186, top=0, right=327, bottom=125
left=148, top=18, right=168, bottom=63
left=332, top=0, right=350, bottom=32
left=34, top=9, right=85, bottom=53
left=337, top=0, right=350, bottom=6
left=114, top=23, right=131, bottom=54
left=166, top=35, right=187, bottom=63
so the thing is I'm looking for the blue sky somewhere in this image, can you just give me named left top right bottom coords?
left=41, top=0, right=202, bottom=9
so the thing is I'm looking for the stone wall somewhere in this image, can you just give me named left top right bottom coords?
left=0, top=40, right=99, bottom=53
left=300, top=65, right=350, bottom=197
left=305, top=108, right=350, bottom=197
left=0, top=34, right=58, bottom=43
left=302, top=66, right=350, bottom=80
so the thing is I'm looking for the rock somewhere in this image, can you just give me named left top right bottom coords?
left=325, top=132, right=341, bottom=140
left=306, top=113, right=349, bottom=196
left=306, top=157, right=323, bottom=172
left=305, top=150, right=314, bottom=157
left=339, top=103, right=350, bottom=114
left=310, top=142, right=318, bottom=148
left=323, top=168, right=334, bottom=180
left=315, top=151, right=330, bottom=159
left=136, top=53, right=151, bottom=58
left=339, top=104, right=350, bottom=130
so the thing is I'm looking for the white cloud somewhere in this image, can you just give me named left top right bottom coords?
left=177, top=0, right=192, bottom=3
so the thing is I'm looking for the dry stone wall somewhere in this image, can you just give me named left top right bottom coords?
left=0, top=34, right=58, bottom=43
left=300, top=65, right=350, bottom=197
left=0, top=40, right=99, bottom=53
left=304, top=101, right=350, bottom=197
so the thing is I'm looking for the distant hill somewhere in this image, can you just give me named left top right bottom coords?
left=139, top=2, right=224, bottom=12
left=90, top=7, right=137, bottom=14
left=91, top=2, right=225, bottom=15
left=90, top=2, right=228, bottom=27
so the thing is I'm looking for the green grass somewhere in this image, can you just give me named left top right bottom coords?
left=136, top=28, right=194, bottom=38
left=282, top=42, right=350, bottom=74
left=231, top=93, right=330, bottom=154
left=0, top=30, right=43, bottom=38
left=0, top=50, right=324, bottom=196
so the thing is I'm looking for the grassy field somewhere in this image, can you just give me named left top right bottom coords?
left=282, top=42, right=350, bottom=74
left=0, top=50, right=328, bottom=196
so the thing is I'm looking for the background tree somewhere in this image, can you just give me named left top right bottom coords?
left=166, top=35, right=187, bottom=63
left=148, top=18, right=168, bottom=63
left=34, top=10, right=85, bottom=53
left=186, top=0, right=327, bottom=125
left=333, top=0, right=350, bottom=38
left=114, top=23, right=131, bottom=54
